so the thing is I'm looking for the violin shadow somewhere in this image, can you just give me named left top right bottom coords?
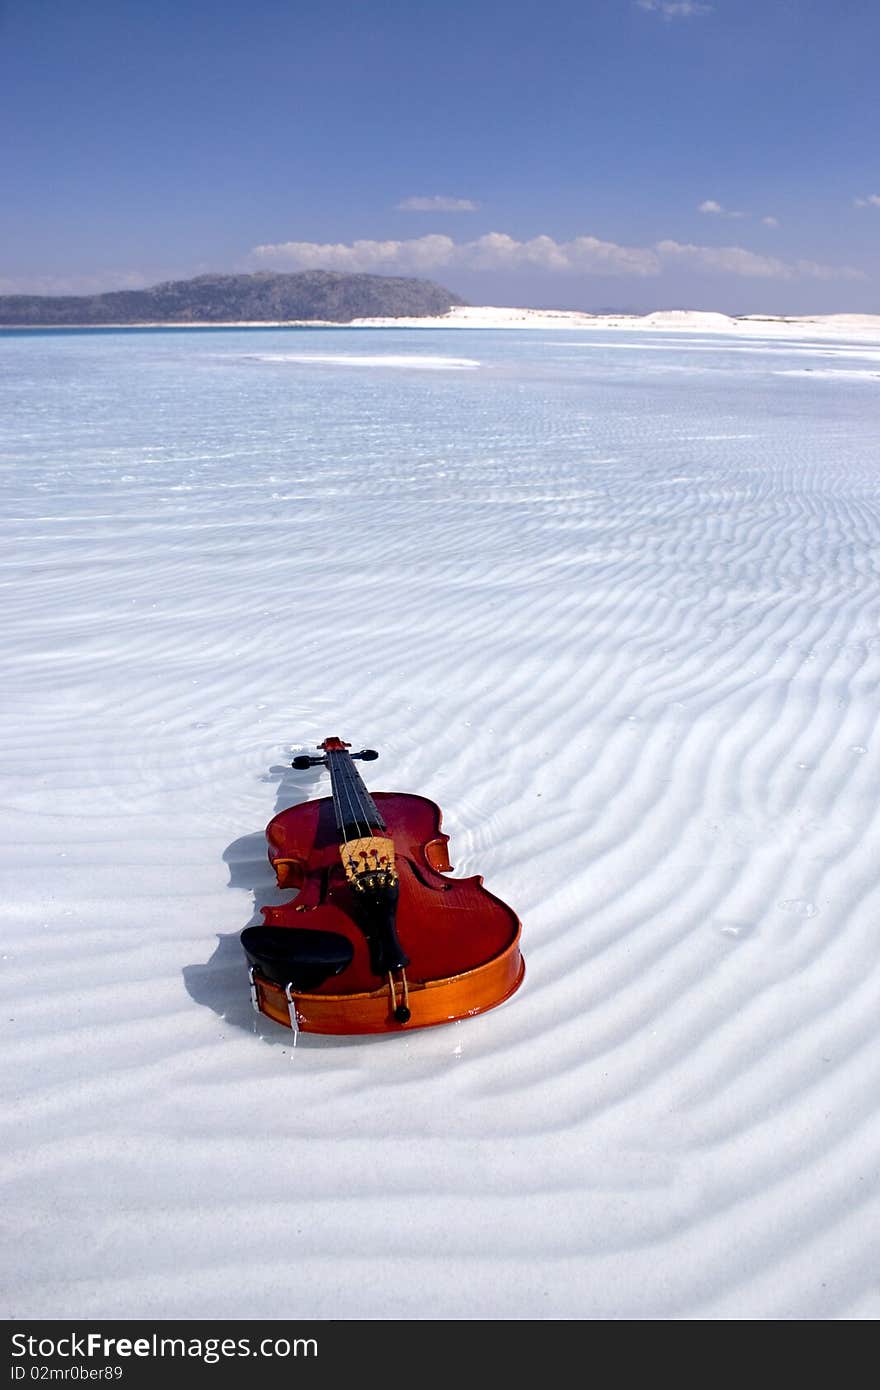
left=181, top=761, right=400, bottom=1049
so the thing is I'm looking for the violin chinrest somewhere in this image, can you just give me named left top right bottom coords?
left=240, top=925, right=354, bottom=992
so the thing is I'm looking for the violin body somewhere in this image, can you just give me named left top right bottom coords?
left=242, top=740, right=524, bottom=1035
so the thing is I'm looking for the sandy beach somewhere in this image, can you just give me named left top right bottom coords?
left=8, top=306, right=880, bottom=342
left=1, top=316, right=878, bottom=1321
left=347, top=305, right=880, bottom=342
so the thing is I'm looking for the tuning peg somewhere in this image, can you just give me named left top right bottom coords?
left=291, top=755, right=326, bottom=769
left=352, top=748, right=379, bottom=761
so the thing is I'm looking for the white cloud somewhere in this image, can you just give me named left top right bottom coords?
left=699, top=199, right=745, bottom=218
left=659, top=241, right=864, bottom=281
left=250, top=231, right=863, bottom=283
left=637, top=1, right=713, bottom=17
left=854, top=194, right=880, bottom=208
left=397, top=195, right=479, bottom=212
left=251, top=232, right=659, bottom=278
left=701, top=201, right=779, bottom=226
left=462, top=232, right=660, bottom=275
left=657, top=240, right=793, bottom=278
left=250, top=235, right=458, bottom=275
left=794, top=259, right=865, bottom=282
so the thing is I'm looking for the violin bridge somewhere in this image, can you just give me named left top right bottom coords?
left=341, top=835, right=398, bottom=891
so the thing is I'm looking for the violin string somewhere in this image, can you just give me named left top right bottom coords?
left=340, top=753, right=386, bottom=830
left=338, top=754, right=366, bottom=838
left=349, top=756, right=381, bottom=833
left=325, top=749, right=391, bottom=887
left=328, top=753, right=353, bottom=837
left=330, top=751, right=370, bottom=850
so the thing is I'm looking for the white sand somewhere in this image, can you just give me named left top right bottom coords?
left=250, top=351, right=481, bottom=369
left=347, top=304, right=880, bottom=343
left=13, top=306, right=880, bottom=342
left=2, top=318, right=879, bottom=1322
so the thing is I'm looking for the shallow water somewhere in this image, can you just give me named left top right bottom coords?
left=1, top=325, right=878, bottom=1319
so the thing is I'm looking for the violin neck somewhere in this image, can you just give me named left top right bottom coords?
left=326, top=749, right=387, bottom=842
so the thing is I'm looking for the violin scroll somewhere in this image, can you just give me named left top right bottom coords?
left=292, top=745, right=378, bottom=770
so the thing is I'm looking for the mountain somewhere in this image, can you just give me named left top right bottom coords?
left=0, top=270, right=467, bottom=326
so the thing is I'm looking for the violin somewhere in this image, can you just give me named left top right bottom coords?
left=241, top=737, right=524, bottom=1035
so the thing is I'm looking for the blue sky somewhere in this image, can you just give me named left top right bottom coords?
left=1, top=0, right=877, bottom=312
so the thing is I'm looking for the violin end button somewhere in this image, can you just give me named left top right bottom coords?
left=394, top=1006, right=411, bottom=1024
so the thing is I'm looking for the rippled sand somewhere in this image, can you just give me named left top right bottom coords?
left=1, top=322, right=878, bottom=1320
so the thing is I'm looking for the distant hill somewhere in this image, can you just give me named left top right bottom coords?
left=0, top=270, right=467, bottom=326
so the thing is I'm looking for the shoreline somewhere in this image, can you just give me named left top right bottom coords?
left=3, top=304, right=880, bottom=341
